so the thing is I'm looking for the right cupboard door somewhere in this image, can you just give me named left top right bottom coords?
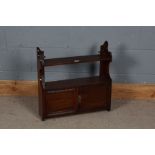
left=79, top=84, right=107, bottom=112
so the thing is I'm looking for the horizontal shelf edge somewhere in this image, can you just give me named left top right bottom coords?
left=44, top=55, right=101, bottom=66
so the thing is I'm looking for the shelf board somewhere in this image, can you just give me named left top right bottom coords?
left=45, top=76, right=105, bottom=91
left=44, top=55, right=100, bottom=66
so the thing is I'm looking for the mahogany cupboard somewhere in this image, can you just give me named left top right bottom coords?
left=37, top=41, right=112, bottom=120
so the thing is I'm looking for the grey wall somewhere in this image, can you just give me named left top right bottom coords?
left=0, top=26, right=155, bottom=83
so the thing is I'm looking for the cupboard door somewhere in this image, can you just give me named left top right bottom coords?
left=46, top=89, right=78, bottom=116
left=79, top=84, right=107, bottom=111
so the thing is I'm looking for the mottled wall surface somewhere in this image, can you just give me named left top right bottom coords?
left=0, top=26, right=154, bottom=83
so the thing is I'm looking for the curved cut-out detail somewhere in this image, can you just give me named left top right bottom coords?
left=100, top=41, right=108, bottom=52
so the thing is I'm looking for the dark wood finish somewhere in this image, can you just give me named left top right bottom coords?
left=36, top=47, right=46, bottom=120
left=45, top=76, right=105, bottom=91
left=79, top=84, right=107, bottom=111
left=45, top=55, right=100, bottom=66
left=36, top=41, right=112, bottom=120
left=46, top=89, right=78, bottom=116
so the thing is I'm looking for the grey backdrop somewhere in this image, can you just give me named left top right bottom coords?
left=0, top=26, right=154, bottom=83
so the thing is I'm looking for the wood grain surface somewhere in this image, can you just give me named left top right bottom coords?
left=0, top=80, right=155, bottom=100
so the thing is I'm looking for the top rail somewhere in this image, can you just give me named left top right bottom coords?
left=44, top=54, right=101, bottom=66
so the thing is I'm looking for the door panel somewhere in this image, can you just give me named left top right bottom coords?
left=79, top=84, right=106, bottom=111
left=46, top=89, right=78, bottom=115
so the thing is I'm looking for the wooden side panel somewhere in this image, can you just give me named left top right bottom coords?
left=79, top=84, right=107, bottom=111
left=36, top=47, right=46, bottom=120
left=105, top=79, right=112, bottom=111
left=46, top=89, right=78, bottom=116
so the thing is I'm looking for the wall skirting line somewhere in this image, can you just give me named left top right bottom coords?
left=0, top=80, right=38, bottom=96
left=0, top=80, right=155, bottom=100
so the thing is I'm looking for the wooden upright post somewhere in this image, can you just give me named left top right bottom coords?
left=99, top=41, right=112, bottom=111
left=99, top=41, right=112, bottom=79
left=36, top=47, right=46, bottom=120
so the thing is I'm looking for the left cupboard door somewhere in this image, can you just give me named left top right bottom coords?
left=45, top=89, right=78, bottom=117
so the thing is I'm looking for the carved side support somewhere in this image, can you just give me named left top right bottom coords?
left=99, top=41, right=112, bottom=79
left=99, top=41, right=112, bottom=111
left=36, top=47, right=46, bottom=120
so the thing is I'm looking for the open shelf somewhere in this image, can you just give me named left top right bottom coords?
left=45, top=76, right=105, bottom=91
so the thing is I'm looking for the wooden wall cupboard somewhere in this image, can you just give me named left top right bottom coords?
left=37, top=41, right=112, bottom=120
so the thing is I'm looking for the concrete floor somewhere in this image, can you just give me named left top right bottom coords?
left=0, top=96, right=155, bottom=128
